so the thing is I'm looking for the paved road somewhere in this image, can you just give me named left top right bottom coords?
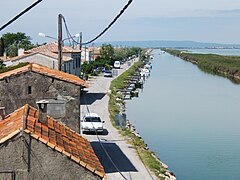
left=80, top=59, right=157, bottom=180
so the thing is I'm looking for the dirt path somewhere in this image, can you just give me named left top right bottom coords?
left=80, top=59, right=157, bottom=180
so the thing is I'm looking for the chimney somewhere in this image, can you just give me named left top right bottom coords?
left=0, top=107, right=5, bottom=121
left=36, top=100, right=49, bottom=124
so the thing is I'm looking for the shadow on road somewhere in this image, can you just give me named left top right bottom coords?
left=82, top=129, right=109, bottom=136
left=91, top=142, right=137, bottom=173
left=81, top=91, right=106, bottom=105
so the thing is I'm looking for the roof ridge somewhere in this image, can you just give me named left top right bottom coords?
left=0, top=63, right=88, bottom=88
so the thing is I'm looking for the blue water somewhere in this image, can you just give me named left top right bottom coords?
left=126, top=50, right=240, bottom=180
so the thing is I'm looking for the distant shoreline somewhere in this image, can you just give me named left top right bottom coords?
left=163, top=48, right=240, bottom=84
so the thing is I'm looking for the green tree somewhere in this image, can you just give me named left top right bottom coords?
left=100, top=44, right=115, bottom=65
left=2, top=32, right=35, bottom=57
left=0, top=60, right=5, bottom=69
left=0, top=37, right=4, bottom=56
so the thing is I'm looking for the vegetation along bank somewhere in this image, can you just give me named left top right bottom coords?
left=163, top=48, right=240, bottom=83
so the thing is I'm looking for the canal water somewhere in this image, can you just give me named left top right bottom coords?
left=126, top=49, right=240, bottom=180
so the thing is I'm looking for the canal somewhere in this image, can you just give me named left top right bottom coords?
left=126, top=49, right=240, bottom=180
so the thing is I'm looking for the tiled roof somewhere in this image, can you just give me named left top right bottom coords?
left=4, top=51, right=72, bottom=62
left=25, top=42, right=81, bottom=54
left=0, top=63, right=88, bottom=88
left=0, top=105, right=105, bottom=178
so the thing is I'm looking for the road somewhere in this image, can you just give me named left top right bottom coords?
left=80, top=59, right=157, bottom=180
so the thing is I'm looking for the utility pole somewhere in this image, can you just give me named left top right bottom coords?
left=84, top=45, right=87, bottom=62
left=79, top=32, right=83, bottom=134
left=79, top=32, right=82, bottom=67
left=58, top=14, right=63, bottom=71
left=79, top=32, right=82, bottom=50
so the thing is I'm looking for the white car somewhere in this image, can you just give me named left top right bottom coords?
left=81, top=113, right=105, bottom=133
left=103, top=70, right=113, bottom=77
left=114, top=61, right=121, bottom=69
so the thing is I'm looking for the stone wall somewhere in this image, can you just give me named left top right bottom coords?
left=0, top=71, right=81, bottom=132
left=0, top=134, right=101, bottom=180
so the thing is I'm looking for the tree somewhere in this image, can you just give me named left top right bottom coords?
left=100, top=44, right=115, bottom=65
left=0, top=37, right=4, bottom=56
left=0, top=60, right=5, bottom=69
left=2, top=32, right=35, bottom=57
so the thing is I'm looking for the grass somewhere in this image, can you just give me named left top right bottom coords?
left=163, top=48, right=240, bottom=83
left=108, top=59, right=168, bottom=179
left=121, top=129, right=166, bottom=179
left=0, top=62, right=29, bottom=74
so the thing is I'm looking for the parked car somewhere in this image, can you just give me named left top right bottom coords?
left=114, top=61, right=121, bottom=69
left=81, top=113, right=105, bottom=133
left=103, top=70, right=113, bottom=77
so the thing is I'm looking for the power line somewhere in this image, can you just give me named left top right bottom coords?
left=63, top=0, right=133, bottom=46
left=0, top=0, right=43, bottom=32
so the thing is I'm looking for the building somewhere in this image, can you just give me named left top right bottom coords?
left=4, top=42, right=82, bottom=77
left=81, top=46, right=93, bottom=63
left=88, top=46, right=101, bottom=61
left=0, top=63, right=88, bottom=132
left=0, top=104, right=105, bottom=180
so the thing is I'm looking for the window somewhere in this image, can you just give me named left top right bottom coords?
left=28, top=86, right=32, bottom=94
left=64, top=64, right=67, bottom=72
left=85, top=117, right=101, bottom=122
left=73, top=60, right=75, bottom=69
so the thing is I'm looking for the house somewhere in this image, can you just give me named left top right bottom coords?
left=80, top=46, right=93, bottom=63
left=0, top=104, right=105, bottom=180
left=88, top=46, right=101, bottom=61
left=4, top=42, right=82, bottom=77
left=0, top=63, right=88, bottom=132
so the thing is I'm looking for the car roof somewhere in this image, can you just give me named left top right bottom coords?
left=85, top=113, right=100, bottom=117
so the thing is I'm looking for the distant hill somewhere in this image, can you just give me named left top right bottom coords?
left=95, top=40, right=240, bottom=49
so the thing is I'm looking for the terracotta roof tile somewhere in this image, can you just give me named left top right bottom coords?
left=0, top=107, right=24, bottom=139
left=0, top=105, right=104, bottom=178
left=4, top=52, right=72, bottom=63
left=0, top=63, right=88, bottom=88
left=25, top=42, right=81, bottom=54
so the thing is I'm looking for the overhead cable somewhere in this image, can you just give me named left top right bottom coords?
left=0, top=0, right=43, bottom=32
left=63, top=0, right=133, bottom=46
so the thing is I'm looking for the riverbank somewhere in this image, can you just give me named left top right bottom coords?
left=109, top=54, right=176, bottom=180
left=163, top=48, right=240, bottom=83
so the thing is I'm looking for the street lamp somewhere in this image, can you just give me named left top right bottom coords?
left=38, top=33, right=57, bottom=40
left=38, top=32, right=80, bottom=42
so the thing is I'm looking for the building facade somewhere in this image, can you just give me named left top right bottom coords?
left=4, top=43, right=82, bottom=77
left=0, top=63, right=88, bottom=132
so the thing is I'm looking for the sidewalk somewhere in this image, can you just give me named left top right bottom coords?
left=81, top=59, right=157, bottom=180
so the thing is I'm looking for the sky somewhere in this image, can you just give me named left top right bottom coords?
left=1, top=0, right=240, bottom=44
